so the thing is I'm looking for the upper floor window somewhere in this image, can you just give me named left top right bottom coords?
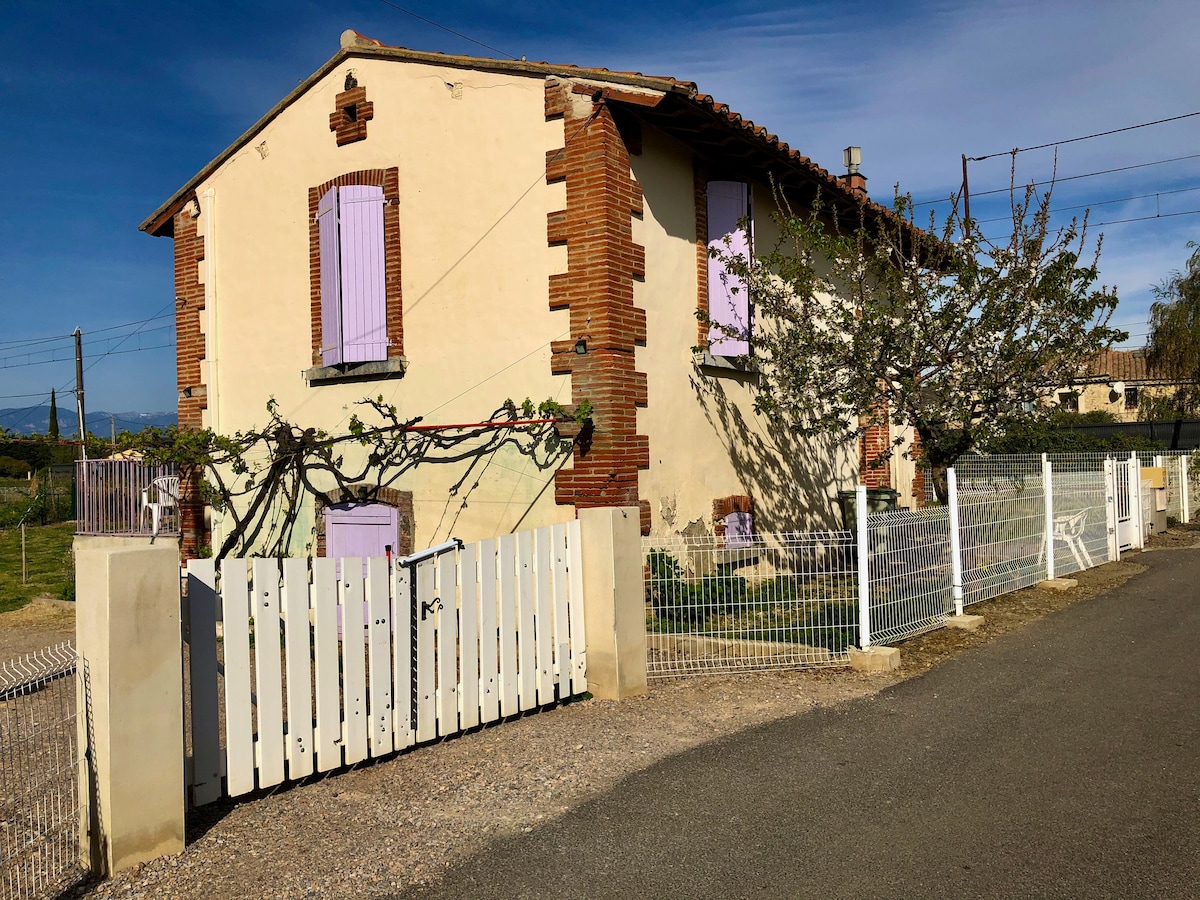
left=306, top=169, right=404, bottom=385
left=318, top=184, right=388, bottom=365
left=1058, top=391, right=1079, bottom=412
left=1124, top=386, right=1139, bottom=410
left=706, top=180, right=752, bottom=357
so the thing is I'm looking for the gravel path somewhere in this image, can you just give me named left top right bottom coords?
left=2, top=531, right=1183, bottom=899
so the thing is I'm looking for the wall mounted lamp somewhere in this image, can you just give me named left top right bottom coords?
left=574, top=338, right=588, bottom=355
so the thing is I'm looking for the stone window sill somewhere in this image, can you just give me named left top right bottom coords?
left=304, top=357, right=408, bottom=386
left=692, top=350, right=758, bottom=375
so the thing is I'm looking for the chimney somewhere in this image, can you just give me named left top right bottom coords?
left=838, top=145, right=868, bottom=200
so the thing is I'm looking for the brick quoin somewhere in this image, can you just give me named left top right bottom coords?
left=858, top=401, right=892, bottom=489
left=308, top=168, right=403, bottom=365
left=694, top=161, right=710, bottom=345
left=909, top=431, right=927, bottom=507
left=545, top=80, right=650, bottom=534
left=173, top=203, right=210, bottom=559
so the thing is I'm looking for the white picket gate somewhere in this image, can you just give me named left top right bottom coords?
left=183, top=521, right=586, bottom=805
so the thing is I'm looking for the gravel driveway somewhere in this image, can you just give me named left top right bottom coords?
left=1, top=532, right=1178, bottom=899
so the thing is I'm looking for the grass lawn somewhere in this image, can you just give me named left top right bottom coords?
left=0, top=522, right=75, bottom=613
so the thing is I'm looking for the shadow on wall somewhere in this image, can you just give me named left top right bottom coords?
left=690, top=371, right=853, bottom=532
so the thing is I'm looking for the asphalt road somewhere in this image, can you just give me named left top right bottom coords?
left=401, top=548, right=1200, bottom=900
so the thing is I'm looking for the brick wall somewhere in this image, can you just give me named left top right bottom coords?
left=858, top=403, right=892, bottom=489
left=173, top=203, right=210, bottom=559
left=544, top=81, right=651, bottom=535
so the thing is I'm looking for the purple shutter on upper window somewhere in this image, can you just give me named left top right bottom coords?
left=337, top=184, right=388, bottom=362
left=707, top=181, right=751, bottom=356
left=317, top=187, right=343, bottom=366
left=723, top=510, right=754, bottom=549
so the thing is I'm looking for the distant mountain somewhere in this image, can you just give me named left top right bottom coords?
left=0, top=406, right=177, bottom=438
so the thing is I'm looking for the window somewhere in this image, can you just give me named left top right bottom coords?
left=307, top=169, right=403, bottom=384
left=706, top=180, right=752, bottom=356
left=318, top=184, right=387, bottom=365
left=1058, top=391, right=1079, bottom=412
left=713, top=494, right=754, bottom=548
left=1125, top=386, right=1139, bottom=410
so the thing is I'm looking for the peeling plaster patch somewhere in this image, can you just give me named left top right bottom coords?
left=659, top=495, right=677, bottom=528
left=255, top=141, right=269, bottom=159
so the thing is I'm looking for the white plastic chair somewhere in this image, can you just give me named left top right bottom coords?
left=141, top=476, right=180, bottom=536
left=1038, top=509, right=1092, bottom=571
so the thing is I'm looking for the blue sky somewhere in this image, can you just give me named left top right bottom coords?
left=2, top=0, right=1198, bottom=425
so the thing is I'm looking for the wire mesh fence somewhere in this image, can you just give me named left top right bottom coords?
left=644, top=532, right=858, bottom=677
left=958, top=473, right=1047, bottom=606
left=1050, top=471, right=1112, bottom=577
left=866, top=507, right=952, bottom=644
left=645, top=450, right=1168, bottom=679
left=0, top=644, right=87, bottom=900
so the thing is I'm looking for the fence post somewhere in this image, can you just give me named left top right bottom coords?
left=855, top=484, right=871, bottom=650
left=1130, top=451, right=1145, bottom=550
left=578, top=507, right=647, bottom=700
left=1104, top=458, right=1119, bottom=562
left=947, top=468, right=964, bottom=617
left=1043, top=457, right=1055, bottom=581
left=1182, top=454, right=1192, bottom=525
left=75, top=543, right=185, bottom=875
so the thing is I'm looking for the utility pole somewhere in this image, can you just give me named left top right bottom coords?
left=73, top=327, right=87, bottom=461
left=111, top=414, right=116, bottom=444
left=961, top=154, right=972, bottom=239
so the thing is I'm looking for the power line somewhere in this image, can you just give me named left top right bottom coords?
left=374, top=0, right=519, bottom=60
left=974, top=184, right=1200, bottom=225
left=968, top=110, right=1200, bottom=162
left=0, top=391, right=54, bottom=402
left=0, top=311, right=173, bottom=352
left=0, top=334, right=175, bottom=370
left=79, top=300, right=176, bottom=377
left=978, top=206, right=1200, bottom=243
left=1091, top=208, right=1200, bottom=228
left=913, top=153, right=1200, bottom=208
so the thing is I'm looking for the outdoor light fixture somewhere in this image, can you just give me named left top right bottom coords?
left=574, top=338, right=588, bottom=355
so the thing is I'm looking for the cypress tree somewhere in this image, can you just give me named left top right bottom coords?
left=48, top=389, right=60, bottom=439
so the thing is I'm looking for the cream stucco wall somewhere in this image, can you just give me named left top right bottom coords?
left=190, top=59, right=575, bottom=552
left=631, top=126, right=858, bottom=537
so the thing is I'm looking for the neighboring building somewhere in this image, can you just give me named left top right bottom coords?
left=1058, top=349, right=1184, bottom=422
left=141, top=30, right=923, bottom=559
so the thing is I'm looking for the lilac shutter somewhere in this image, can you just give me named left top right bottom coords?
left=337, top=185, right=388, bottom=362
left=707, top=180, right=751, bottom=356
left=317, top=187, right=343, bottom=366
left=723, top=511, right=754, bottom=549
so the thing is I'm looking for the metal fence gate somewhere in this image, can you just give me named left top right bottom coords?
left=0, top=644, right=87, bottom=900
left=1107, top=457, right=1142, bottom=554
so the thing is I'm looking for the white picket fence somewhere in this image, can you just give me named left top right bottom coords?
left=183, top=521, right=586, bottom=805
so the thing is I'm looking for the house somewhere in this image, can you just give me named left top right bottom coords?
left=1057, top=349, right=1185, bottom=421
left=140, top=30, right=923, bottom=560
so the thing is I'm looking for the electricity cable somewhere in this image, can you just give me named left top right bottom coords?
left=912, top=153, right=1200, bottom=208
left=374, top=0, right=519, bottom=60
left=968, top=111, right=1200, bottom=162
